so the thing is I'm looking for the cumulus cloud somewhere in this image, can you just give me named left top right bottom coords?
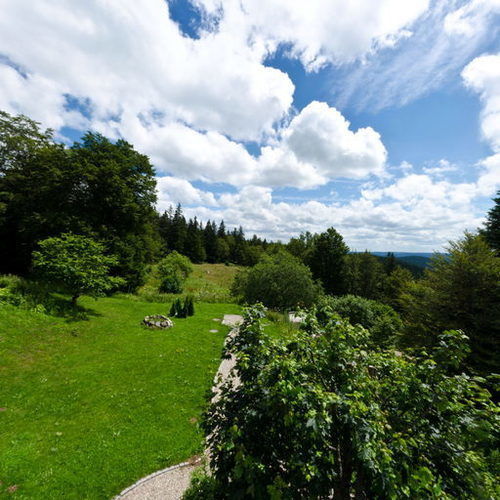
left=195, top=0, right=430, bottom=70
left=462, top=53, right=500, bottom=152
left=0, top=0, right=293, bottom=142
left=170, top=173, right=483, bottom=251
left=156, top=177, right=217, bottom=210
left=462, top=53, right=500, bottom=197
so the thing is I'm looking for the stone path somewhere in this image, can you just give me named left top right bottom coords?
left=114, top=314, right=243, bottom=500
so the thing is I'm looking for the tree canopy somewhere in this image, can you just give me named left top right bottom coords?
left=32, top=233, right=124, bottom=305
left=196, top=305, right=499, bottom=499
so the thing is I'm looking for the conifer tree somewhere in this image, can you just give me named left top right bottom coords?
left=483, top=190, right=500, bottom=254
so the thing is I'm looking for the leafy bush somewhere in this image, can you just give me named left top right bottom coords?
left=33, top=233, right=124, bottom=305
left=157, top=251, right=193, bottom=295
left=317, top=294, right=403, bottom=348
left=158, top=251, right=193, bottom=279
left=159, top=273, right=183, bottom=294
left=196, top=305, right=498, bottom=499
left=231, top=251, right=321, bottom=311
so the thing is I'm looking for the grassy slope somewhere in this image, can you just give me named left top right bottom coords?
left=134, top=263, right=242, bottom=303
left=0, top=296, right=240, bottom=499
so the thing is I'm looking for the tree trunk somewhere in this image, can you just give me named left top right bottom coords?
left=71, top=293, right=80, bottom=306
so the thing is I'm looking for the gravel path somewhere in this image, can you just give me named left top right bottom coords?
left=114, top=314, right=243, bottom=500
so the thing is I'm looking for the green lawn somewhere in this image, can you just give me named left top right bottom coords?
left=0, top=296, right=240, bottom=499
left=133, top=263, right=242, bottom=304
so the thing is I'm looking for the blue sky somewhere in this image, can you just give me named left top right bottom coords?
left=0, top=0, right=499, bottom=250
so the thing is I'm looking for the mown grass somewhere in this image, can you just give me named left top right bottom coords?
left=132, top=263, right=242, bottom=303
left=0, top=296, right=240, bottom=499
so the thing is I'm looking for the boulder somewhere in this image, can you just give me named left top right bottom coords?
left=142, top=315, right=174, bottom=329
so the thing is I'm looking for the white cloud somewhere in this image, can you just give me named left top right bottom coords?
left=462, top=53, right=500, bottom=197
left=336, top=0, right=500, bottom=112
left=462, top=53, right=500, bottom=152
left=175, top=173, right=483, bottom=250
left=156, top=177, right=217, bottom=210
left=444, top=0, right=500, bottom=37
left=195, top=0, right=430, bottom=70
left=0, top=0, right=294, bottom=142
left=423, top=159, right=459, bottom=176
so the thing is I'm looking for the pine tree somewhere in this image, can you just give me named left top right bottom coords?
left=307, top=228, right=349, bottom=296
left=385, top=252, right=397, bottom=274
left=185, top=217, right=206, bottom=263
left=204, top=220, right=218, bottom=263
left=483, top=191, right=500, bottom=254
left=217, top=220, right=226, bottom=238
left=171, top=203, right=187, bottom=253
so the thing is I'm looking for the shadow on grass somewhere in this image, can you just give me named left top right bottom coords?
left=0, top=275, right=101, bottom=321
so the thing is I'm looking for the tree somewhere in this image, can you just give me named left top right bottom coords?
left=307, top=228, right=349, bottom=295
left=317, top=294, right=403, bottom=348
left=32, top=233, right=123, bottom=306
left=482, top=190, right=500, bottom=254
left=382, top=265, right=413, bottom=311
left=0, top=116, right=160, bottom=288
left=344, top=252, right=386, bottom=300
left=204, top=220, right=218, bottom=263
left=195, top=305, right=498, bottom=499
left=231, top=252, right=321, bottom=310
left=185, top=218, right=206, bottom=263
left=401, top=232, right=500, bottom=376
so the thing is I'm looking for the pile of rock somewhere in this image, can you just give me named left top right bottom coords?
left=142, top=315, right=174, bottom=329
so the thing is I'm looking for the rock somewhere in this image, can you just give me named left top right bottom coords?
left=209, top=329, right=219, bottom=333
left=142, top=315, right=174, bottom=329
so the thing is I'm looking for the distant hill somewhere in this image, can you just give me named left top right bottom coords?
left=397, top=255, right=432, bottom=269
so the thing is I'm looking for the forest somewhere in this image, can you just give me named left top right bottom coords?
left=1, top=110, right=499, bottom=498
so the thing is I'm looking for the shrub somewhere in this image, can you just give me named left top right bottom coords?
left=169, top=296, right=195, bottom=318
left=159, top=272, right=183, bottom=294
left=198, top=305, right=498, bottom=499
left=231, top=251, right=321, bottom=311
left=158, top=251, right=193, bottom=280
left=317, top=294, right=403, bottom=348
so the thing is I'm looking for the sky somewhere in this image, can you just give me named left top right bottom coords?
left=0, top=0, right=499, bottom=251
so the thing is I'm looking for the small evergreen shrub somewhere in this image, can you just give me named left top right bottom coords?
left=169, top=296, right=195, bottom=318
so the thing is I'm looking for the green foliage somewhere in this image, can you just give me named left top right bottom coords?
left=169, top=295, right=195, bottom=318
left=159, top=273, right=184, bottom=294
left=158, top=251, right=193, bottom=279
left=200, top=305, right=499, bottom=499
left=317, top=294, right=403, bottom=348
left=231, top=252, right=321, bottom=310
left=32, top=233, right=123, bottom=305
left=482, top=190, right=500, bottom=254
left=0, top=112, right=160, bottom=288
left=400, top=232, right=500, bottom=376
left=306, top=227, right=349, bottom=295
left=157, top=251, right=193, bottom=294
left=344, top=251, right=386, bottom=300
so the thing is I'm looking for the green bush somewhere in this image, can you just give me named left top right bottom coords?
left=317, top=294, right=403, bottom=348
left=231, top=251, right=321, bottom=311
left=169, top=296, right=195, bottom=318
left=159, top=273, right=183, bottom=294
left=158, top=251, right=193, bottom=280
left=157, top=252, right=193, bottom=295
left=199, top=305, right=498, bottom=499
